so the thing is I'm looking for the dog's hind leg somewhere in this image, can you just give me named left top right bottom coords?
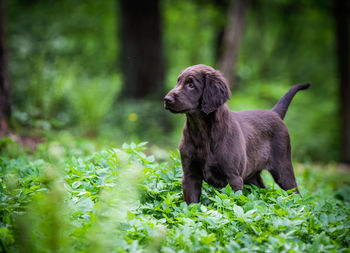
left=268, top=132, right=299, bottom=193
left=268, top=161, right=299, bottom=193
left=228, top=175, right=244, bottom=192
left=244, top=172, right=265, bottom=188
left=256, top=173, right=266, bottom=188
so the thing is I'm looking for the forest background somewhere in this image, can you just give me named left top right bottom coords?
left=1, top=0, right=349, bottom=164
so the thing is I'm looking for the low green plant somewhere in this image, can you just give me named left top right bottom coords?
left=1, top=141, right=349, bottom=252
left=68, top=74, right=121, bottom=136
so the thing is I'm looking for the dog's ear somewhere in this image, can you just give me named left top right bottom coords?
left=201, top=71, right=231, bottom=114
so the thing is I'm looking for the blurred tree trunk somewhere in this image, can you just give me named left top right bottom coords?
left=0, top=0, right=12, bottom=137
left=334, top=0, right=350, bottom=164
left=119, top=0, right=165, bottom=100
left=218, top=0, right=250, bottom=89
left=213, top=0, right=229, bottom=62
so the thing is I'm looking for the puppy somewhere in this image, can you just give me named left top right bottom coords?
left=164, top=64, right=310, bottom=204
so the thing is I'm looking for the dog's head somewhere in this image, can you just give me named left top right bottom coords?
left=164, top=64, right=231, bottom=114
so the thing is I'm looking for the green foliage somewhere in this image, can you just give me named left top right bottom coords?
left=104, top=100, right=176, bottom=145
left=6, top=0, right=119, bottom=136
left=1, top=141, right=349, bottom=252
left=11, top=62, right=121, bottom=136
left=67, top=74, right=121, bottom=135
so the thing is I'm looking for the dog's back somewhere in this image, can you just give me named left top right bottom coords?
left=235, top=110, right=289, bottom=176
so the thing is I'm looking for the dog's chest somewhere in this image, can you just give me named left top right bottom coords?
left=192, top=142, right=228, bottom=188
left=182, top=126, right=229, bottom=188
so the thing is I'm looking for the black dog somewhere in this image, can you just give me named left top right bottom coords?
left=164, top=64, right=310, bottom=204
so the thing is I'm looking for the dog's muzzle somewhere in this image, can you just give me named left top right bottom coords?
left=164, top=95, right=175, bottom=110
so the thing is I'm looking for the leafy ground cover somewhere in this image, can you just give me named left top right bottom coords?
left=1, top=139, right=350, bottom=252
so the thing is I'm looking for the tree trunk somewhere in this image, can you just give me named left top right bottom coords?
left=0, top=0, right=11, bottom=137
left=218, top=0, right=249, bottom=89
left=334, top=0, right=350, bottom=164
left=119, top=0, right=165, bottom=100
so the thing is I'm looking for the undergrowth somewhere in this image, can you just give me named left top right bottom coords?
left=1, top=141, right=350, bottom=252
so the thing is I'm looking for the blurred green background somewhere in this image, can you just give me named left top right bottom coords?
left=1, top=0, right=348, bottom=163
left=1, top=1, right=350, bottom=251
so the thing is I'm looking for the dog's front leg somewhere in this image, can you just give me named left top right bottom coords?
left=182, top=175, right=202, bottom=204
left=180, top=150, right=203, bottom=204
left=228, top=175, right=243, bottom=192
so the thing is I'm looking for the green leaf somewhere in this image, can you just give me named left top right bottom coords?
left=76, top=197, right=94, bottom=211
left=225, top=184, right=232, bottom=195
left=200, top=233, right=216, bottom=245
left=233, top=205, right=244, bottom=218
left=72, top=181, right=82, bottom=189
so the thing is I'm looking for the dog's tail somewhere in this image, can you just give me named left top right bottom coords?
left=271, top=83, right=311, bottom=120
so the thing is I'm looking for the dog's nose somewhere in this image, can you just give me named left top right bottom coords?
left=164, top=95, right=175, bottom=104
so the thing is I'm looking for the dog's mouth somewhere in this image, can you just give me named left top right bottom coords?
left=164, top=102, right=190, bottom=114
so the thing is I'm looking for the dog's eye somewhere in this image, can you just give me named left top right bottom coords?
left=187, top=82, right=194, bottom=89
